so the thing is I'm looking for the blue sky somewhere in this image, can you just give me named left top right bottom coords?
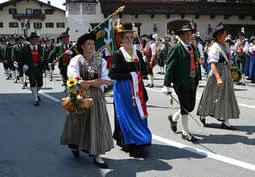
left=0, top=0, right=65, bottom=10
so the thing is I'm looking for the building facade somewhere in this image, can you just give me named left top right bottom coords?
left=65, top=0, right=103, bottom=41
left=0, top=0, right=67, bottom=41
left=65, top=0, right=255, bottom=41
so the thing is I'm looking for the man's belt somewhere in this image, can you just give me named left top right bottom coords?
left=32, top=63, right=40, bottom=67
left=189, top=70, right=196, bottom=78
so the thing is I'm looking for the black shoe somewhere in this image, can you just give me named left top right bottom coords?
left=22, top=84, right=27, bottom=89
left=200, top=117, right=206, bottom=127
left=221, top=123, right=237, bottom=130
left=236, top=82, right=242, bottom=85
left=71, top=150, right=80, bottom=158
left=129, top=150, right=145, bottom=158
left=33, top=101, right=39, bottom=106
left=148, top=84, right=154, bottom=88
left=156, top=72, right=162, bottom=74
left=145, top=83, right=150, bottom=87
left=121, top=145, right=130, bottom=153
left=94, top=158, right=109, bottom=169
left=160, top=72, right=164, bottom=75
left=14, top=80, right=18, bottom=83
left=6, top=76, right=10, bottom=80
left=182, top=133, right=198, bottom=143
left=168, top=115, right=177, bottom=133
left=241, top=82, right=246, bottom=86
left=38, top=96, right=41, bottom=102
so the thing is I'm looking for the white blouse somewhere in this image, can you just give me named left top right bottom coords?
left=208, top=42, right=222, bottom=63
left=67, top=55, right=110, bottom=91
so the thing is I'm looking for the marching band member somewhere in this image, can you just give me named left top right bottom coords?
left=12, top=36, right=25, bottom=86
left=3, top=36, right=15, bottom=80
left=48, top=29, right=77, bottom=86
left=21, top=32, right=46, bottom=106
left=233, top=31, right=249, bottom=85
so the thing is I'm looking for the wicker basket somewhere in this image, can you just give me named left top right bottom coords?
left=61, top=96, right=93, bottom=114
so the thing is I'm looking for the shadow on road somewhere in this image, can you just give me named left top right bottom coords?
left=198, top=123, right=255, bottom=136
left=194, top=132, right=255, bottom=145
left=104, top=143, right=205, bottom=177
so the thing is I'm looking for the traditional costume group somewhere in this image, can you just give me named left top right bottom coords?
left=0, top=20, right=246, bottom=170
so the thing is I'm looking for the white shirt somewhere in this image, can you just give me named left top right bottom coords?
left=249, top=44, right=255, bottom=53
left=180, top=40, right=191, bottom=52
left=150, top=42, right=156, bottom=56
left=30, top=45, right=38, bottom=50
left=197, top=42, right=204, bottom=58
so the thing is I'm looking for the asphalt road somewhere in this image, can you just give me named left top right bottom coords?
left=0, top=65, right=255, bottom=177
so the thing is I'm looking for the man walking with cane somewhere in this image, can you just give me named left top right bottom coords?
left=162, top=23, right=201, bottom=142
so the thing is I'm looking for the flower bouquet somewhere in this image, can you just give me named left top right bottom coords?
left=231, top=66, right=241, bottom=82
left=61, top=77, right=93, bottom=114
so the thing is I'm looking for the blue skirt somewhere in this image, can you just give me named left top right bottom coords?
left=113, top=80, right=152, bottom=146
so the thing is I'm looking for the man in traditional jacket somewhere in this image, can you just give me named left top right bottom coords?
left=12, top=36, right=25, bottom=85
left=233, top=32, right=249, bottom=85
left=48, top=29, right=77, bottom=86
left=21, top=32, right=46, bottom=106
left=44, top=38, right=55, bottom=81
left=143, top=35, right=156, bottom=88
left=2, top=36, right=16, bottom=80
left=162, top=23, right=201, bottom=142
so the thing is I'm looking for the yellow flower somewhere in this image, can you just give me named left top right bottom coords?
left=66, top=78, right=77, bottom=88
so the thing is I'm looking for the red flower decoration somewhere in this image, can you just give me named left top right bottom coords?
left=134, top=58, right=139, bottom=63
left=75, top=76, right=82, bottom=81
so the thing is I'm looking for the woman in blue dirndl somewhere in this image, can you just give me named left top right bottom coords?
left=109, top=23, right=152, bottom=158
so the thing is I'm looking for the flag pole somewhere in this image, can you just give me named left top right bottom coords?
left=52, top=6, right=125, bottom=65
left=92, top=6, right=125, bottom=31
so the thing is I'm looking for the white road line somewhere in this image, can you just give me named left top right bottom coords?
left=39, top=92, right=61, bottom=103
left=238, top=104, right=255, bottom=109
left=152, top=135, right=255, bottom=172
left=146, top=87, right=255, bottom=109
left=41, top=91, right=255, bottom=172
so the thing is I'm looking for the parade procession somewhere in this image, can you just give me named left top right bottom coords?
left=0, top=0, right=255, bottom=177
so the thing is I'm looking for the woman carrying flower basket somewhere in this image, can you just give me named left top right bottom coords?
left=109, top=23, right=152, bottom=158
left=60, top=33, right=114, bottom=169
left=197, top=23, right=240, bottom=130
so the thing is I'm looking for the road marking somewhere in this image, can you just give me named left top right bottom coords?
left=41, top=91, right=255, bottom=172
left=39, top=92, right=61, bottom=103
left=146, top=87, right=255, bottom=109
left=152, top=135, right=255, bottom=172
left=238, top=104, right=255, bottom=109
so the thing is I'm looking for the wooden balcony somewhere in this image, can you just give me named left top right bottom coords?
left=13, top=13, right=46, bottom=20
left=99, top=0, right=255, bottom=18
